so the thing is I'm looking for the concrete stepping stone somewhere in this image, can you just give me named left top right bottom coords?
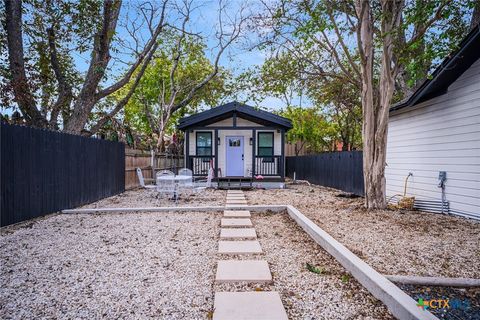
left=218, top=240, right=262, bottom=254
left=221, top=218, right=252, bottom=227
left=227, top=191, right=244, bottom=195
left=213, top=292, right=288, bottom=320
left=226, top=200, right=248, bottom=205
left=225, top=198, right=247, bottom=204
left=225, top=204, right=249, bottom=209
left=226, top=195, right=245, bottom=199
left=220, top=228, right=257, bottom=239
left=226, top=196, right=246, bottom=200
left=224, top=210, right=251, bottom=218
left=216, top=260, right=272, bottom=283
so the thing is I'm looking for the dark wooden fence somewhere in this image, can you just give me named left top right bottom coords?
left=1, top=123, right=125, bottom=227
left=286, top=151, right=364, bottom=196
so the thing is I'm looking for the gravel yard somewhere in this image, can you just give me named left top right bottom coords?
left=245, top=184, right=480, bottom=279
left=2, top=185, right=478, bottom=319
left=215, top=211, right=393, bottom=319
left=1, top=211, right=221, bottom=319
left=1, top=202, right=393, bottom=319
left=81, top=188, right=226, bottom=208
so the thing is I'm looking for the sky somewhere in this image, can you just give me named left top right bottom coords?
left=71, top=0, right=303, bottom=112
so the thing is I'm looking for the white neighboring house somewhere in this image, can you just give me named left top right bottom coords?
left=386, top=25, right=480, bottom=220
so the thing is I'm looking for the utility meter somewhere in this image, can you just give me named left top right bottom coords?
left=438, top=171, right=447, bottom=188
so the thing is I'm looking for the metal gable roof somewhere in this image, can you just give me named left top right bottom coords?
left=390, top=25, right=480, bottom=112
left=177, top=101, right=293, bottom=130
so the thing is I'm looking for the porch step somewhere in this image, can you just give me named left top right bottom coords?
left=215, top=260, right=272, bottom=283
left=221, top=218, right=252, bottom=227
left=218, top=240, right=262, bottom=254
left=220, top=228, right=257, bottom=239
left=218, top=178, right=253, bottom=190
left=224, top=210, right=251, bottom=218
left=213, top=292, right=288, bottom=320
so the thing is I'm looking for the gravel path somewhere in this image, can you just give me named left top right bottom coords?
left=1, top=211, right=221, bottom=319
left=215, top=211, right=394, bottom=319
left=245, top=184, right=480, bottom=279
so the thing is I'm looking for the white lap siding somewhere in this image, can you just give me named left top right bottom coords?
left=187, top=116, right=282, bottom=177
left=386, top=59, right=480, bottom=219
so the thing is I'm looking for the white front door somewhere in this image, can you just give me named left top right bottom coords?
left=226, top=136, right=244, bottom=176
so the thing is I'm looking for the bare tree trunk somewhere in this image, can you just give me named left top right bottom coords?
left=4, top=0, right=48, bottom=127
left=47, top=27, right=73, bottom=129
left=356, top=0, right=403, bottom=209
left=156, top=111, right=171, bottom=152
left=356, top=0, right=381, bottom=209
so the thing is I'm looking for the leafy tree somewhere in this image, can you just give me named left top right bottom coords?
left=1, top=0, right=246, bottom=136
left=116, top=34, right=229, bottom=150
left=2, top=0, right=168, bottom=133
left=254, top=0, right=476, bottom=209
left=280, top=105, right=337, bottom=155
left=233, top=50, right=362, bottom=151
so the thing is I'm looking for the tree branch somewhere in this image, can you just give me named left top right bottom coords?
left=96, top=0, right=168, bottom=99
left=47, top=27, right=73, bottom=128
left=5, top=0, right=48, bottom=127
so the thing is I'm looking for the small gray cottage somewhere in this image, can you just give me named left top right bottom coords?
left=178, top=101, right=292, bottom=188
left=386, top=25, right=480, bottom=220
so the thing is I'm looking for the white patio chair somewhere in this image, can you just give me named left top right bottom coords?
left=136, top=168, right=156, bottom=189
left=178, top=168, right=194, bottom=193
left=158, top=169, right=175, bottom=176
left=156, top=170, right=175, bottom=197
left=192, top=168, right=213, bottom=193
left=178, top=168, right=193, bottom=177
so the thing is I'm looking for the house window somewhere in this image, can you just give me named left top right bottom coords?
left=258, top=132, right=274, bottom=161
left=196, top=132, right=212, bottom=156
left=229, top=138, right=241, bottom=147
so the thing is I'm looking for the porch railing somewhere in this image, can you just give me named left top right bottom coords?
left=254, top=155, right=282, bottom=176
left=190, top=155, right=214, bottom=176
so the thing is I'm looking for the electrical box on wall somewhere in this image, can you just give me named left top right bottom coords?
left=438, top=171, right=447, bottom=188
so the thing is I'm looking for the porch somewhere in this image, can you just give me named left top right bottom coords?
left=178, top=102, right=292, bottom=185
left=187, top=154, right=285, bottom=180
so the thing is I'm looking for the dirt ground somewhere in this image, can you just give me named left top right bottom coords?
left=245, top=183, right=480, bottom=279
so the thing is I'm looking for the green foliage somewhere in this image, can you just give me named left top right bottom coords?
left=280, top=105, right=336, bottom=154
left=306, top=262, right=328, bottom=275
left=341, top=273, right=351, bottom=284
left=397, top=0, right=474, bottom=93
left=115, top=34, right=229, bottom=147
left=0, top=0, right=101, bottom=110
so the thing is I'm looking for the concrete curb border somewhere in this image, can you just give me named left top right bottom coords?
left=385, top=275, right=480, bottom=288
left=285, top=205, right=437, bottom=320
left=62, top=204, right=438, bottom=319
